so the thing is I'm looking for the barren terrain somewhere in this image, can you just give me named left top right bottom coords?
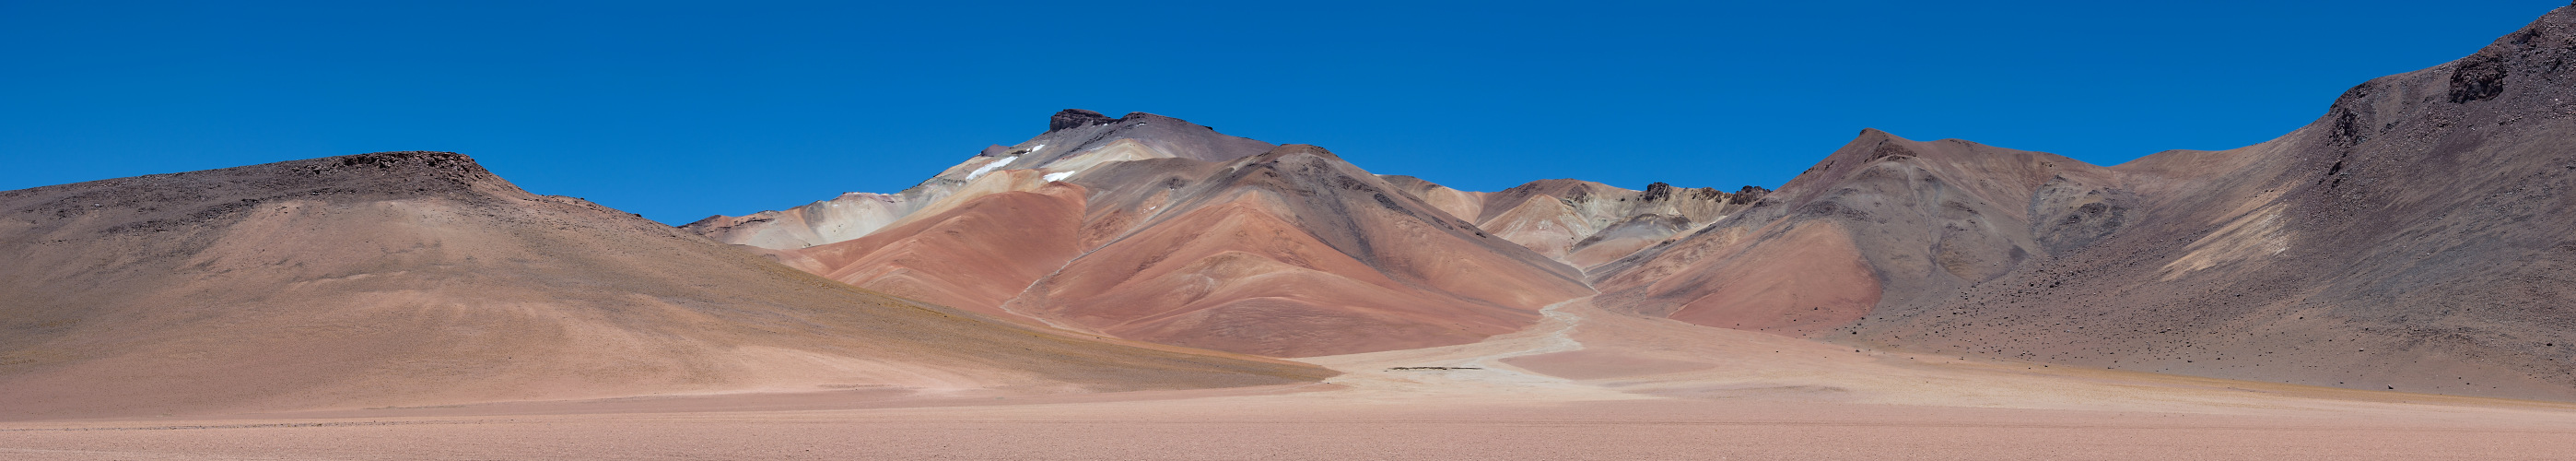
left=13, top=6, right=2576, bottom=460
left=0, top=152, right=1328, bottom=420
left=6, top=295, right=2576, bottom=460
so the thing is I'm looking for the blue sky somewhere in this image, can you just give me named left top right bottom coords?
left=3, top=1, right=2564, bottom=224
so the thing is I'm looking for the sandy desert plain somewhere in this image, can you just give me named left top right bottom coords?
left=8, top=298, right=2576, bottom=460
left=19, top=4, right=2576, bottom=460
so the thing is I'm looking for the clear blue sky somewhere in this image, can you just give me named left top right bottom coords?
left=4, top=1, right=2564, bottom=224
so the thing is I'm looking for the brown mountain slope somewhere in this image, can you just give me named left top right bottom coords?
left=1001, top=145, right=1597, bottom=357
left=726, top=116, right=1601, bottom=358
left=0, top=152, right=1330, bottom=420
left=1591, top=130, right=2109, bottom=334
left=1596, top=4, right=2576, bottom=400
left=1477, top=180, right=1766, bottom=268
left=757, top=175, right=1089, bottom=324
left=1376, top=176, right=1770, bottom=268
left=1838, top=5, right=2576, bottom=401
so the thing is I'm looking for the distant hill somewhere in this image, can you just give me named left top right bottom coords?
left=0, top=151, right=1329, bottom=420
left=1592, top=4, right=2576, bottom=401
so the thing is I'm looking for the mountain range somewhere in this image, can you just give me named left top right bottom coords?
left=8, top=3, right=2576, bottom=420
left=689, top=5, right=2576, bottom=400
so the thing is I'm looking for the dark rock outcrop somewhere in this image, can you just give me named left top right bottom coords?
left=1049, top=109, right=1119, bottom=132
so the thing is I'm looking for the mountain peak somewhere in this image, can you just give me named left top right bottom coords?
left=1270, top=143, right=1337, bottom=158
left=1117, top=112, right=1185, bottom=124
left=305, top=150, right=493, bottom=179
left=1049, top=109, right=1118, bottom=132
left=270, top=150, right=518, bottom=199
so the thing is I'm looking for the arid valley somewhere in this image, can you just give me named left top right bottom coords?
left=14, top=3, right=2576, bottom=460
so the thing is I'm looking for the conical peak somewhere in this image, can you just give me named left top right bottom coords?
left=1496, top=179, right=1615, bottom=195
left=1260, top=144, right=1341, bottom=160
left=1829, top=128, right=2077, bottom=164
left=1852, top=127, right=1901, bottom=142
left=1831, top=128, right=1923, bottom=160
left=1837, top=128, right=2008, bottom=152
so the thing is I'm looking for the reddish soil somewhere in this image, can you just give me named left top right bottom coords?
left=1657, top=221, right=1881, bottom=334
left=0, top=153, right=1330, bottom=420
left=1011, top=146, right=1596, bottom=357
left=774, top=183, right=1090, bottom=323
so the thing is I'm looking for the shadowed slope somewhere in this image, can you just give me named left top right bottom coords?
left=1595, top=4, right=2576, bottom=401
left=1840, top=5, right=2576, bottom=401
left=0, top=152, right=1331, bottom=420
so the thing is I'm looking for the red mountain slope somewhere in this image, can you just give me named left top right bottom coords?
left=0, top=152, right=1331, bottom=420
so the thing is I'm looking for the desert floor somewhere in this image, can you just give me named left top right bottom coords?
left=7, top=297, right=2576, bottom=460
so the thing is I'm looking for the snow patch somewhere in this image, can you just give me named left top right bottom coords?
left=966, top=156, right=1017, bottom=180
left=1044, top=171, right=1075, bottom=182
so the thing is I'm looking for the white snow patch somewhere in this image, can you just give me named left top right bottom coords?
left=966, top=156, right=1017, bottom=180
left=1043, top=171, right=1076, bottom=182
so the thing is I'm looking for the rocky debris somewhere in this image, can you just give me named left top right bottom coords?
left=1049, top=109, right=1119, bottom=132
left=2028, top=175, right=2135, bottom=254
left=1729, top=186, right=1771, bottom=205
left=5, top=151, right=527, bottom=237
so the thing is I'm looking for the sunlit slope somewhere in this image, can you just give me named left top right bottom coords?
left=0, top=152, right=1331, bottom=420
left=1006, top=146, right=1596, bottom=357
